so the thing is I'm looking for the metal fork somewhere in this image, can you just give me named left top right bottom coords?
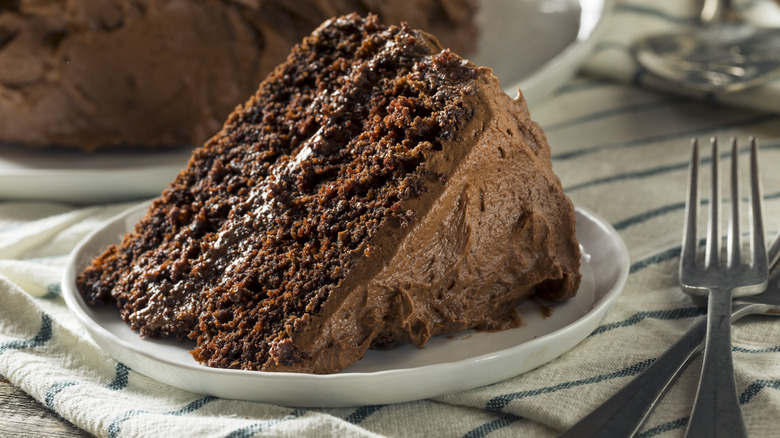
left=558, top=232, right=780, bottom=438
left=679, top=137, right=768, bottom=437
left=558, top=137, right=770, bottom=438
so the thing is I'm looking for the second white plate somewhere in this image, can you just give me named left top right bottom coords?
left=0, top=0, right=609, bottom=204
left=63, top=203, right=629, bottom=407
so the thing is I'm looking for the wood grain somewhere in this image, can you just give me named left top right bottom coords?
left=0, top=376, right=90, bottom=438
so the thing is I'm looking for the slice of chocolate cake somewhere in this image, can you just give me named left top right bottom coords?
left=76, top=14, right=581, bottom=374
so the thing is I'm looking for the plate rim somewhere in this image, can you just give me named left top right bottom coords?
left=514, top=0, right=611, bottom=106
left=62, top=202, right=629, bottom=406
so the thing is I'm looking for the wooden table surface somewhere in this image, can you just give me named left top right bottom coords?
left=0, top=375, right=89, bottom=437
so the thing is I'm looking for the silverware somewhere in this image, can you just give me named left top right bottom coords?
left=680, top=137, right=767, bottom=437
left=632, top=0, right=780, bottom=92
left=558, top=234, right=780, bottom=438
left=559, top=137, right=772, bottom=438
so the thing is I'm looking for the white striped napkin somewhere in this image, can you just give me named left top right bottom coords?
left=2, top=78, right=780, bottom=437
left=583, top=0, right=780, bottom=113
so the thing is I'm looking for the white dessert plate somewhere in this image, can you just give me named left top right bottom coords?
left=471, top=0, right=609, bottom=105
left=0, top=0, right=609, bottom=205
left=0, top=144, right=190, bottom=205
left=62, top=202, right=629, bottom=408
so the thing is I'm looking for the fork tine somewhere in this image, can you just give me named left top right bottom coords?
left=728, top=138, right=741, bottom=268
left=682, top=138, right=701, bottom=266
left=749, top=137, right=768, bottom=271
left=705, top=138, right=720, bottom=268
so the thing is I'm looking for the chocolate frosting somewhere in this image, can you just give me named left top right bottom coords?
left=266, top=64, right=580, bottom=373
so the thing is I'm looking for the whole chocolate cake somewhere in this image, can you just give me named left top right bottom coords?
left=0, top=0, right=477, bottom=151
left=77, top=14, right=581, bottom=373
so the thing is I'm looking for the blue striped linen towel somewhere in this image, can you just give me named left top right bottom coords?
left=583, top=0, right=780, bottom=113
left=2, top=78, right=780, bottom=437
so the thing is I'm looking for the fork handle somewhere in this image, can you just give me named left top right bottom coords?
left=685, top=288, right=747, bottom=438
left=558, top=303, right=759, bottom=438
left=558, top=318, right=706, bottom=438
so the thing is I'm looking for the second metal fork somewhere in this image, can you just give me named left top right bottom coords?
left=679, top=137, right=768, bottom=437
